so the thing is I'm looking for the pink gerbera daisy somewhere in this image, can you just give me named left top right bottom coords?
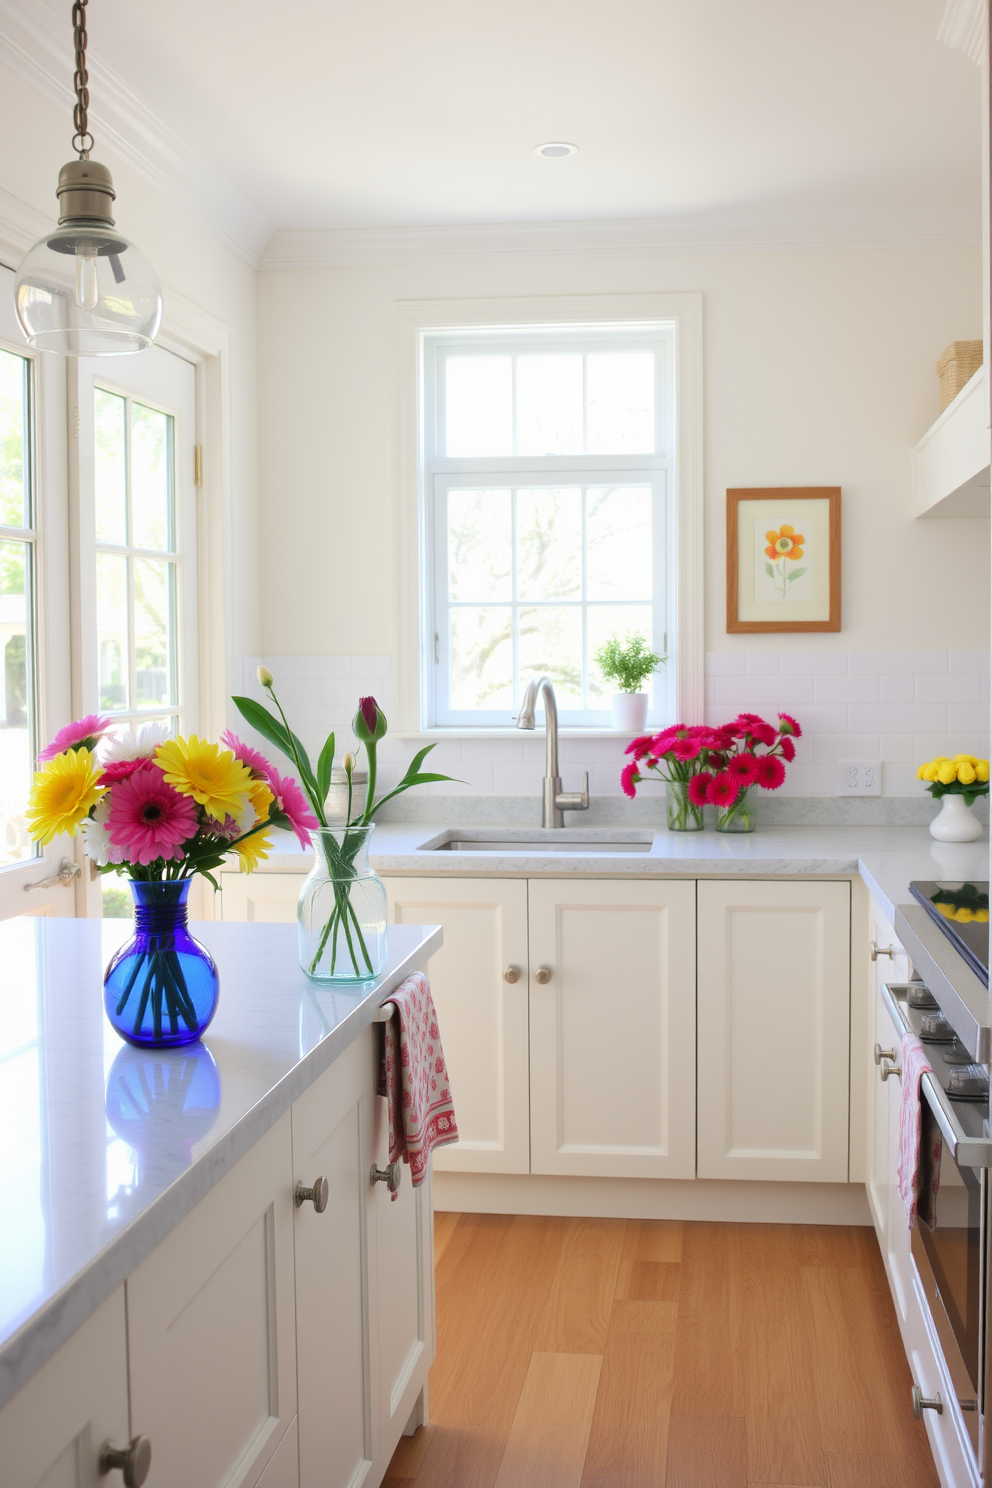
left=221, top=730, right=275, bottom=780
left=671, top=735, right=702, bottom=762
left=267, top=767, right=319, bottom=848
left=624, top=734, right=656, bottom=759
left=736, top=713, right=766, bottom=729
left=726, top=753, right=760, bottom=786
left=755, top=755, right=787, bottom=790
left=107, top=762, right=199, bottom=865
left=100, top=759, right=149, bottom=785
left=778, top=713, right=803, bottom=738
left=38, top=714, right=112, bottom=764
left=750, top=723, right=777, bottom=747
left=620, top=761, right=640, bottom=799
left=707, top=770, right=740, bottom=808
left=780, top=736, right=796, bottom=762
left=688, top=772, right=712, bottom=807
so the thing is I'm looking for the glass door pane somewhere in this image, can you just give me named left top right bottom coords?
left=0, top=350, right=36, bottom=869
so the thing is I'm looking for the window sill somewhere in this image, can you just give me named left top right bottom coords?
left=393, top=728, right=656, bottom=741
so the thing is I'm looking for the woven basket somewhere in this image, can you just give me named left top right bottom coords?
left=936, top=340, right=983, bottom=411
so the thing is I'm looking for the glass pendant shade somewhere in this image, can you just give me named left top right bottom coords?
left=14, top=160, right=162, bottom=356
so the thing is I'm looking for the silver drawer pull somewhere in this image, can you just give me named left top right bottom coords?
left=871, top=940, right=895, bottom=962
left=23, top=856, right=80, bottom=892
left=912, top=1385, right=943, bottom=1418
left=371, top=1160, right=401, bottom=1194
left=504, top=965, right=521, bottom=984
left=99, top=1436, right=152, bottom=1486
left=295, top=1175, right=329, bottom=1212
left=873, top=1043, right=897, bottom=1066
left=880, top=1064, right=902, bottom=1082
left=535, top=965, right=552, bottom=984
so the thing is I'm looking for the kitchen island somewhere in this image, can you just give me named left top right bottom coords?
left=0, top=916, right=442, bottom=1487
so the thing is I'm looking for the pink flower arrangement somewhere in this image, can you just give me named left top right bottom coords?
left=107, top=761, right=200, bottom=865
left=37, top=713, right=112, bottom=764
left=621, top=712, right=801, bottom=829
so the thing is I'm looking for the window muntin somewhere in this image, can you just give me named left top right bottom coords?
left=425, top=326, right=672, bottom=727
left=0, top=349, right=38, bottom=867
left=93, top=387, right=178, bottom=735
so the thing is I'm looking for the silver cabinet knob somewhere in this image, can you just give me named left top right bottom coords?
left=504, top=965, right=521, bottom=983
left=295, top=1175, right=329, bottom=1212
left=871, top=940, right=895, bottom=962
left=912, top=1385, right=943, bottom=1418
left=535, top=965, right=552, bottom=984
left=881, top=1064, right=902, bottom=1082
left=874, top=1043, right=897, bottom=1066
left=371, top=1160, right=402, bottom=1194
left=100, top=1436, right=152, bottom=1487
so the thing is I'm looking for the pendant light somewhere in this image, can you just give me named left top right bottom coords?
left=14, top=0, right=162, bottom=355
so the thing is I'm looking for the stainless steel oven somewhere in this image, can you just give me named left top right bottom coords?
left=882, top=981, right=992, bottom=1469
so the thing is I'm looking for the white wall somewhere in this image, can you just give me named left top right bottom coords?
left=0, top=60, right=261, bottom=692
left=255, top=241, right=990, bottom=796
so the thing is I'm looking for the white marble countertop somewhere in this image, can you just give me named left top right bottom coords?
left=262, top=821, right=990, bottom=929
left=0, top=917, right=441, bottom=1412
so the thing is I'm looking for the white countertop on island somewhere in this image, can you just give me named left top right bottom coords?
left=0, top=917, right=441, bottom=1412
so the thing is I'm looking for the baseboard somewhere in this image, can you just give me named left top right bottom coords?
left=433, top=1171, right=873, bottom=1225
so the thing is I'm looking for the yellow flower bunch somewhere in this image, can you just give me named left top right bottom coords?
left=26, top=747, right=105, bottom=845
left=917, top=754, right=990, bottom=787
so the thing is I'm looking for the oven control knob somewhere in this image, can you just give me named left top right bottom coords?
left=912, top=1386, right=943, bottom=1418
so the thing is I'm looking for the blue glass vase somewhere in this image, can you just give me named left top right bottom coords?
left=104, top=880, right=219, bottom=1047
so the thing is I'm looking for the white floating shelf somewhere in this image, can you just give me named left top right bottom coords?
left=911, top=365, right=990, bottom=517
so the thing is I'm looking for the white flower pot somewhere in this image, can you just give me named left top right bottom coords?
left=611, top=693, right=648, bottom=733
left=929, top=793, right=983, bottom=843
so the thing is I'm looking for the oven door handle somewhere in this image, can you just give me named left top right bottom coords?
left=882, top=982, right=992, bottom=1169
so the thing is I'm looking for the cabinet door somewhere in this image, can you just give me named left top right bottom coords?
left=385, top=877, right=530, bottom=1173
left=369, top=1077, right=435, bottom=1479
left=0, top=1289, right=129, bottom=1488
left=292, top=1031, right=376, bottom=1488
left=220, top=872, right=305, bottom=922
left=126, top=1114, right=298, bottom=1488
left=865, top=903, right=911, bottom=1248
left=696, top=880, right=851, bottom=1182
left=528, top=878, right=697, bottom=1179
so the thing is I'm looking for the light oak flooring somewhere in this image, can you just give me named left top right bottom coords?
left=384, top=1214, right=939, bottom=1488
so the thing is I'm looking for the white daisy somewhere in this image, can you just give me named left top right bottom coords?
left=99, top=720, right=171, bottom=766
left=80, top=796, right=126, bottom=867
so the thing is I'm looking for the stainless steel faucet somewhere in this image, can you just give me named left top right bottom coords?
left=515, top=675, right=590, bottom=828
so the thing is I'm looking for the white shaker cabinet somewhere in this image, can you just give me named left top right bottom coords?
left=219, top=872, right=302, bottom=924
left=0, top=1288, right=130, bottom=1488
left=864, top=902, right=912, bottom=1316
left=696, top=880, right=852, bottom=1183
left=528, top=878, right=697, bottom=1180
left=385, top=877, right=530, bottom=1174
left=126, top=1113, right=299, bottom=1488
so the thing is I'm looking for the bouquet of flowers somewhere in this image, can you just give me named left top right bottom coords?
left=622, top=712, right=801, bottom=832
left=234, top=671, right=456, bottom=979
left=917, top=754, right=990, bottom=805
left=26, top=713, right=313, bottom=1041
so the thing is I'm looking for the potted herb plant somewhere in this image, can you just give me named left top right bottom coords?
left=594, top=633, right=665, bottom=732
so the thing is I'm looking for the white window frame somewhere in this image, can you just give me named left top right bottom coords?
left=394, top=294, right=703, bottom=736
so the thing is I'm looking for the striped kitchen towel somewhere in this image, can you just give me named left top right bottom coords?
left=377, top=972, right=458, bottom=1197
left=897, top=1031, right=942, bottom=1229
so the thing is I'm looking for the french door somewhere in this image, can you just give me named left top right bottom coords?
left=0, top=266, right=74, bottom=919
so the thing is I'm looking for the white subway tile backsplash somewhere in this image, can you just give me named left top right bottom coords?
left=237, top=649, right=990, bottom=801
left=812, top=675, right=879, bottom=704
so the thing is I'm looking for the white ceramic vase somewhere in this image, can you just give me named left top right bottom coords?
left=611, top=692, right=648, bottom=732
left=929, top=793, right=983, bottom=843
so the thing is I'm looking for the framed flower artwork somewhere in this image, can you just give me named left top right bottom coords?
left=726, top=487, right=841, bottom=633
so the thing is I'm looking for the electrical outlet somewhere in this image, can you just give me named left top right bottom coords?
left=838, top=760, right=882, bottom=796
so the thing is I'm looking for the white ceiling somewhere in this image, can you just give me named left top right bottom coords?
left=3, top=0, right=985, bottom=260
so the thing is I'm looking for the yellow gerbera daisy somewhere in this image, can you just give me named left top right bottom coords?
left=231, top=827, right=273, bottom=873
left=26, top=747, right=105, bottom=845
left=246, top=776, right=274, bottom=826
left=155, top=736, right=254, bottom=825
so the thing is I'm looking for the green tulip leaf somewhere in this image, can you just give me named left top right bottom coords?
left=317, top=732, right=336, bottom=804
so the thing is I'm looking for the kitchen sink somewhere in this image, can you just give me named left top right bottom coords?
left=418, top=830, right=655, bottom=854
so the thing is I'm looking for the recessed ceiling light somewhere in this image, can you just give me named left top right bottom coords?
left=534, top=142, right=578, bottom=159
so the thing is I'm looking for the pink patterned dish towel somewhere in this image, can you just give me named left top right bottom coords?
left=377, top=972, right=458, bottom=1199
left=896, top=1031, right=942, bottom=1229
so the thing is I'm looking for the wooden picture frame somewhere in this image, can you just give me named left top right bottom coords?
left=726, top=487, right=841, bottom=633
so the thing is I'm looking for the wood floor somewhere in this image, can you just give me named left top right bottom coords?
left=385, top=1214, right=939, bottom=1488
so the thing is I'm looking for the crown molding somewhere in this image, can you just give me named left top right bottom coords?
left=0, top=0, right=271, bottom=267
left=939, top=0, right=985, bottom=63
left=259, top=211, right=981, bottom=270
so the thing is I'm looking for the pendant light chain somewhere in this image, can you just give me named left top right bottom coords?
left=71, top=0, right=93, bottom=158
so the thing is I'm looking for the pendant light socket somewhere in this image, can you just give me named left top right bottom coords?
left=56, top=158, right=116, bottom=226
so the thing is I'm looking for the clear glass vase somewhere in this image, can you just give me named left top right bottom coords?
left=103, top=880, right=219, bottom=1047
left=299, top=824, right=387, bottom=982
left=666, top=779, right=704, bottom=832
left=716, top=786, right=757, bottom=833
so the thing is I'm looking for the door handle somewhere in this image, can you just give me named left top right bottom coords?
left=23, top=857, right=80, bottom=893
